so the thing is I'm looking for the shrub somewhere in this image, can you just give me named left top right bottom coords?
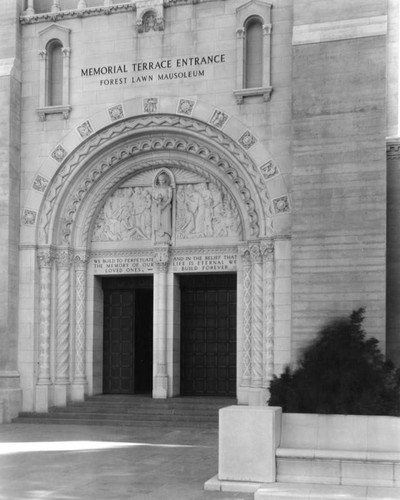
left=268, top=308, right=400, bottom=415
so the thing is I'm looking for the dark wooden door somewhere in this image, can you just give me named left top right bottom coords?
left=180, top=274, right=236, bottom=397
left=103, top=277, right=153, bottom=394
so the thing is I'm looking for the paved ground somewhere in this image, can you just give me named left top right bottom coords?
left=0, top=423, right=253, bottom=500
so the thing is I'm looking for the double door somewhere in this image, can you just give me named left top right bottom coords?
left=180, top=274, right=237, bottom=397
left=102, top=277, right=153, bottom=394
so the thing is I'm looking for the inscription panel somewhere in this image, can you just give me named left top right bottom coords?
left=90, top=251, right=237, bottom=275
left=172, top=253, right=237, bottom=273
left=92, top=256, right=153, bottom=275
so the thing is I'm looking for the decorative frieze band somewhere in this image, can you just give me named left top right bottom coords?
left=20, top=0, right=218, bottom=24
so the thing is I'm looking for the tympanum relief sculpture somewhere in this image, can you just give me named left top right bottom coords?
left=92, top=187, right=152, bottom=241
left=92, top=173, right=240, bottom=242
left=176, top=183, right=240, bottom=239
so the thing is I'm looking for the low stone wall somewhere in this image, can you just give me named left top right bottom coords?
left=205, top=407, right=400, bottom=493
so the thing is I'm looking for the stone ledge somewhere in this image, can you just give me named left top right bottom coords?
left=277, top=447, right=400, bottom=462
left=204, top=474, right=267, bottom=493
left=254, top=483, right=400, bottom=500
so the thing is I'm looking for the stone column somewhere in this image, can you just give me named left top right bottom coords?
left=153, top=245, right=170, bottom=399
left=38, top=49, right=47, bottom=110
left=54, top=249, right=71, bottom=406
left=51, top=0, right=61, bottom=13
left=24, top=0, right=35, bottom=16
left=238, top=245, right=252, bottom=389
left=235, top=28, right=245, bottom=90
left=262, top=240, right=275, bottom=392
left=249, top=242, right=264, bottom=405
left=61, top=47, right=71, bottom=109
left=262, top=6, right=272, bottom=89
left=71, top=252, right=88, bottom=401
left=35, top=247, right=54, bottom=412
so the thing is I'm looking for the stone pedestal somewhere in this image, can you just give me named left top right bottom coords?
left=53, top=384, right=68, bottom=406
left=70, top=383, right=85, bottom=402
left=218, top=406, right=282, bottom=483
left=153, top=374, right=168, bottom=399
left=35, top=385, right=49, bottom=412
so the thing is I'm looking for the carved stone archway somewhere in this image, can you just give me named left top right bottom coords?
left=34, top=113, right=277, bottom=409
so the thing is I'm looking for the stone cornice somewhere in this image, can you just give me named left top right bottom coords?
left=387, top=137, right=400, bottom=160
left=20, top=0, right=223, bottom=24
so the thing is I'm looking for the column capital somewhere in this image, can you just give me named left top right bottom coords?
left=61, top=47, right=71, bottom=58
left=153, top=244, right=170, bottom=272
left=249, top=242, right=262, bottom=263
left=56, top=248, right=72, bottom=268
left=260, top=239, right=274, bottom=260
left=236, top=27, right=245, bottom=39
left=74, top=251, right=89, bottom=270
left=37, top=247, right=55, bottom=268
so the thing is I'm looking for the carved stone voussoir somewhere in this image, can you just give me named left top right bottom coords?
left=40, top=115, right=268, bottom=246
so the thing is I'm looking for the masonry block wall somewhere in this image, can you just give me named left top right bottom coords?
left=0, top=0, right=23, bottom=420
left=291, top=0, right=388, bottom=359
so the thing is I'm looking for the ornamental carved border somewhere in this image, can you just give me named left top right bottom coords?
left=38, top=115, right=271, bottom=245
left=68, top=158, right=246, bottom=246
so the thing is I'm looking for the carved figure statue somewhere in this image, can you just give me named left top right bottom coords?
left=152, top=172, right=173, bottom=243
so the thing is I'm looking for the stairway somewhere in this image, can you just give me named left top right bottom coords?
left=13, top=395, right=235, bottom=428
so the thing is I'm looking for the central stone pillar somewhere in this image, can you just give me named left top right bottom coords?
left=153, top=244, right=170, bottom=398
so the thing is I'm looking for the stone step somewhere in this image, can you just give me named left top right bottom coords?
left=13, top=395, right=233, bottom=427
left=12, top=416, right=218, bottom=428
left=48, top=407, right=220, bottom=416
left=17, top=410, right=218, bottom=422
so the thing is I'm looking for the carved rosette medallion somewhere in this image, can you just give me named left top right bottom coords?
left=22, top=209, right=37, bottom=226
left=51, top=144, right=68, bottom=163
left=33, top=174, right=49, bottom=193
left=107, top=104, right=124, bottom=122
left=238, top=130, right=257, bottom=150
left=76, top=120, right=94, bottom=139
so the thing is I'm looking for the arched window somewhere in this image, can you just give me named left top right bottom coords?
left=46, top=40, right=63, bottom=107
left=245, top=17, right=263, bottom=89
left=234, top=0, right=272, bottom=104
left=37, top=24, right=71, bottom=121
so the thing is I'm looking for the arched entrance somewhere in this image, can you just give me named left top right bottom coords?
left=31, top=107, right=289, bottom=411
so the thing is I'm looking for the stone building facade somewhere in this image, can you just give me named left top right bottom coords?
left=0, top=0, right=396, bottom=420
